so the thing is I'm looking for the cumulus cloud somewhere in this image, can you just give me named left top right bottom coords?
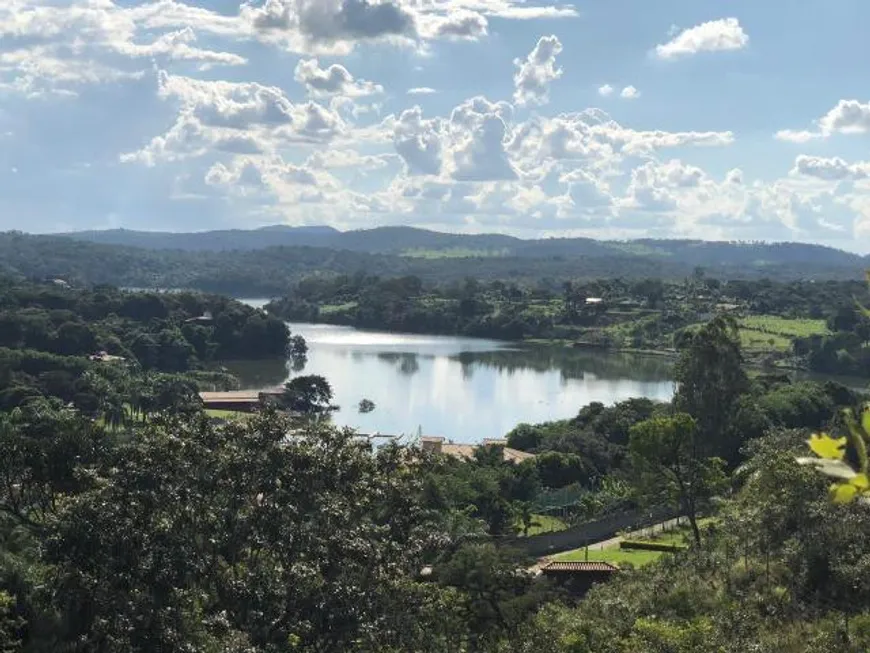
left=0, top=1, right=247, bottom=96
left=245, top=0, right=417, bottom=53
left=306, top=149, right=394, bottom=170
left=430, top=10, right=488, bottom=40
left=206, top=155, right=336, bottom=190
left=622, top=159, right=707, bottom=211
left=7, top=1, right=869, bottom=247
left=294, top=58, right=383, bottom=97
left=792, top=155, right=870, bottom=181
left=393, top=106, right=444, bottom=175
left=655, top=18, right=749, bottom=60
left=113, top=26, right=247, bottom=66
left=450, top=106, right=517, bottom=181
left=513, top=35, right=563, bottom=107
left=818, top=99, right=870, bottom=135
left=121, top=71, right=350, bottom=165
left=775, top=99, right=870, bottom=142
left=592, top=123, right=734, bottom=154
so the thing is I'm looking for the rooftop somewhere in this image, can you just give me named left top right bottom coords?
left=541, top=561, right=619, bottom=573
left=420, top=436, right=535, bottom=463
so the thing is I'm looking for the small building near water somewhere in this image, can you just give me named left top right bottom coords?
left=419, top=436, right=535, bottom=463
left=539, top=561, right=619, bottom=596
left=199, top=388, right=284, bottom=413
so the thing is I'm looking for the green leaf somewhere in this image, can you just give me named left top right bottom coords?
left=854, top=473, right=870, bottom=490
left=807, top=433, right=847, bottom=460
left=862, top=406, right=870, bottom=439
left=831, top=482, right=859, bottom=504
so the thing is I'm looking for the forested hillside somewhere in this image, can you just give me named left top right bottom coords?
left=0, top=231, right=866, bottom=297
left=59, top=225, right=869, bottom=274
left=0, top=280, right=296, bottom=414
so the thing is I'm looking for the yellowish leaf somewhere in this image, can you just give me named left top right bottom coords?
left=831, top=482, right=859, bottom=504
left=862, top=407, right=870, bottom=438
left=808, top=433, right=847, bottom=461
left=853, top=473, right=870, bottom=490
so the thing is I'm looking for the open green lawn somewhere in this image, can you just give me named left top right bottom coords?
left=554, top=547, right=663, bottom=568
left=518, top=514, right=568, bottom=536
left=320, top=302, right=359, bottom=315
left=740, top=316, right=829, bottom=338
left=738, top=329, right=793, bottom=352
left=400, top=247, right=509, bottom=259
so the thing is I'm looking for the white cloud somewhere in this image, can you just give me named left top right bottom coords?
left=206, top=155, right=338, bottom=193
left=0, top=1, right=247, bottom=96
left=819, top=99, right=870, bottom=135
left=655, top=18, right=749, bottom=60
left=622, top=159, right=707, bottom=212
left=775, top=99, right=870, bottom=142
left=121, top=71, right=352, bottom=166
left=513, top=35, right=563, bottom=107
left=306, top=149, right=395, bottom=170
left=4, top=1, right=868, bottom=248
left=113, top=26, right=247, bottom=66
left=450, top=106, right=517, bottom=181
left=393, top=106, right=444, bottom=175
left=792, top=155, right=870, bottom=181
left=490, top=6, right=578, bottom=19
left=294, top=58, right=383, bottom=97
left=775, top=129, right=821, bottom=144
left=429, top=10, right=488, bottom=40
left=243, top=0, right=418, bottom=54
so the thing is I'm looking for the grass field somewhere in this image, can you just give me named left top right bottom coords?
left=551, top=519, right=715, bottom=568
left=320, top=302, right=358, bottom=315
left=554, top=547, right=663, bottom=567
left=737, top=316, right=829, bottom=352
left=738, top=329, right=793, bottom=351
left=518, top=514, right=569, bottom=536
left=401, top=247, right=509, bottom=259
left=739, top=316, right=829, bottom=338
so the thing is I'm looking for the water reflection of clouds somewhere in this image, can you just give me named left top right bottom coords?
left=247, top=324, right=676, bottom=443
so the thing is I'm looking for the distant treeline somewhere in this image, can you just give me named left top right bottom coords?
left=266, top=274, right=870, bottom=379
left=0, top=231, right=866, bottom=299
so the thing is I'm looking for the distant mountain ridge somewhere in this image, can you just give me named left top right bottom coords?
left=57, top=225, right=868, bottom=270
left=1, top=230, right=866, bottom=297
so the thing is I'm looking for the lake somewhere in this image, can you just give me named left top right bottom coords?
left=228, top=313, right=676, bottom=442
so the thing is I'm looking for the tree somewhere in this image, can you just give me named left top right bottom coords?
left=629, top=413, right=726, bottom=546
left=0, top=398, right=105, bottom=530
left=674, top=315, right=750, bottom=464
left=280, top=375, right=338, bottom=418
left=358, top=398, right=376, bottom=414
left=41, top=411, right=454, bottom=652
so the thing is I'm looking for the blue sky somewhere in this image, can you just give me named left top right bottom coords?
left=1, top=0, right=869, bottom=252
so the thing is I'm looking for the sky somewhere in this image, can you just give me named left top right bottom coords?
left=1, top=0, right=869, bottom=252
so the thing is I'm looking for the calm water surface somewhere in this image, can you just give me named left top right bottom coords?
left=230, top=305, right=675, bottom=442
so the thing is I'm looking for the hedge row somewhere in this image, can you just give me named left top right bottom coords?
left=620, top=540, right=688, bottom=553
